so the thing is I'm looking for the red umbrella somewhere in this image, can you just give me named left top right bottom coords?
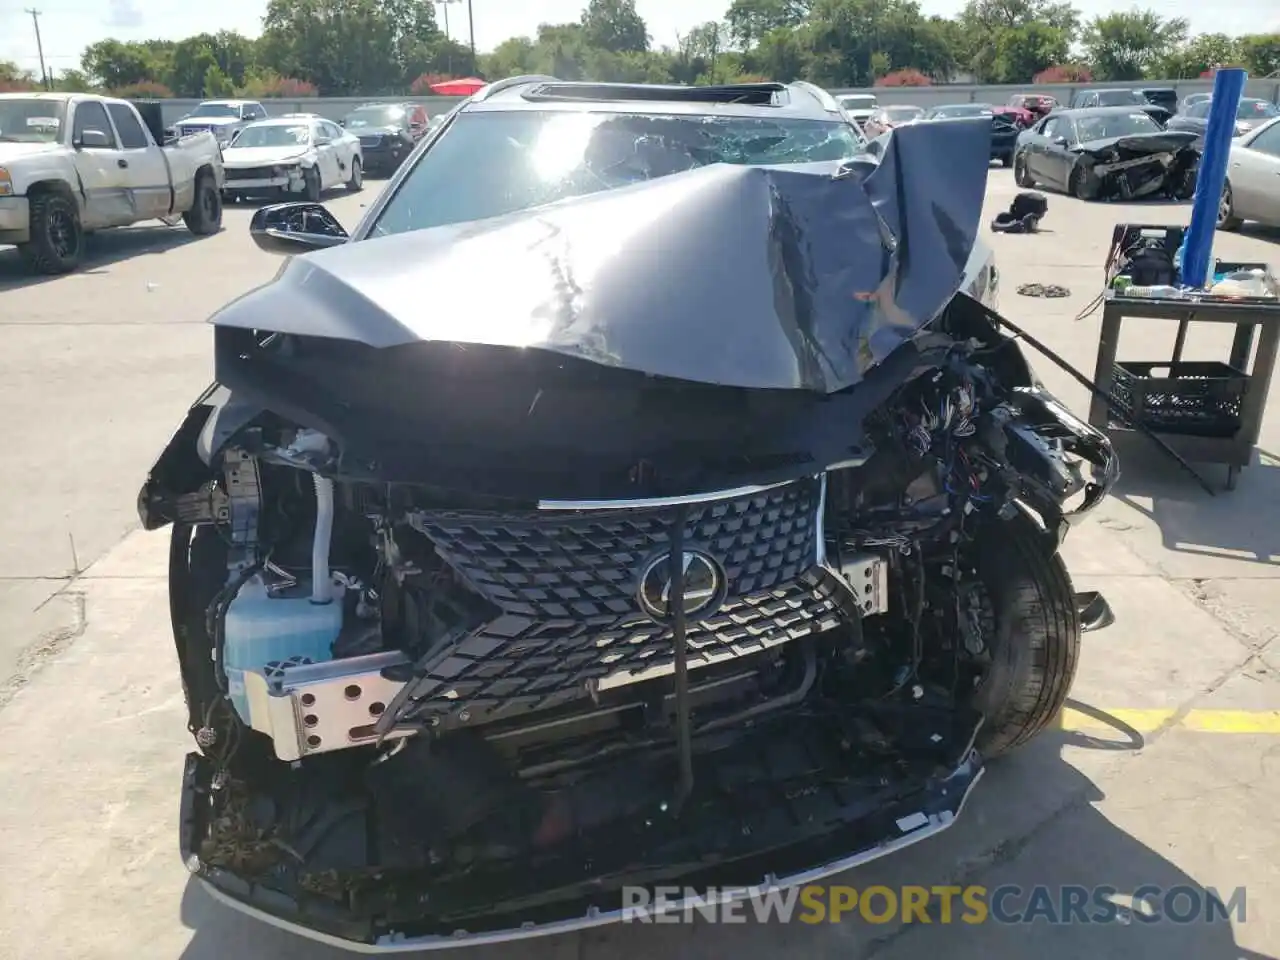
left=429, top=77, right=487, bottom=97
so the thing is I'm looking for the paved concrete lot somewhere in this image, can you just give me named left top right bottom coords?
left=2, top=171, right=1279, bottom=960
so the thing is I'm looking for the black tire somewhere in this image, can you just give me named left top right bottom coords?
left=1013, top=152, right=1034, bottom=187
left=1217, top=181, right=1242, bottom=231
left=1067, top=164, right=1088, bottom=200
left=346, top=156, right=363, bottom=192
left=183, top=170, right=222, bottom=236
left=968, top=514, right=1081, bottom=758
left=18, top=190, right=84, bottom=275
left=1000, top=153, right=1013, bottom=168
left=302, top=166, right=321, bottom=202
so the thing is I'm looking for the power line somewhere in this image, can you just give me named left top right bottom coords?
left=23, top=7, right=51, bottom=89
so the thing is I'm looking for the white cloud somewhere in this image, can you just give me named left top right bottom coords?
left=105, top=0, right=144, bottom=30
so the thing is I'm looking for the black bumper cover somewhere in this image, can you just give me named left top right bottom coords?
left=182, top=709, right=985, bottom=950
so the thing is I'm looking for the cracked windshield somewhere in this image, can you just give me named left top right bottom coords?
left=371, top=111, right=863, bottom=237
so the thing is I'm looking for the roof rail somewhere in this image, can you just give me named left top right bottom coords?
left=787, top=80, right=841, bottom=112
left=471, top=75, right=560, bottom=102
left=521, top=81, right=788, bottom=105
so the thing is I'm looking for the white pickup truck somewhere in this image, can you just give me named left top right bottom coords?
left=0, top=92, right=225, bottom=274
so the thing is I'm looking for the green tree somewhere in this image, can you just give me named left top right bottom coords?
left=956, top=0, right=1079, bottom=82
left=580, top=0, right=650, bottom=54
left=744, top=25, right=811, bottom=81
left=81, top=39, right=158, bottom=88
left=724, top=0, right=809, bottom=48
left=1239, top=33, right=1280, bottom=78
left=259, top=0, right=441, bottom=94
left=1158, top=34, right=1242, bottom=79
left=203, top=64, right=236, bottom=97
left=482, top=37, right=538, bottom=78
left=804, top=0, right=954, bottom=87
left=1081, top=9, right=1188, bottom=81
left=171, top=37, right=219, bottom=97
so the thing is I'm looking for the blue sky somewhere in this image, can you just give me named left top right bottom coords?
left=3, top=0, right=1277, bottom=76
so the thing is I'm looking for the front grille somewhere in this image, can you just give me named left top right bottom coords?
left=179, top=123, right=212, bottom=135
left=225, top=166, right=278, bottom=180
left=395, top=478, right=849, bottom=725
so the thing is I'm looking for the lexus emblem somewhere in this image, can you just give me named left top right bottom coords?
left=636, top=550, right=724, bottom=621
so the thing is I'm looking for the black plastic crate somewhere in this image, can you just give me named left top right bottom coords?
left=1111, top=361, right=1248, bottom=438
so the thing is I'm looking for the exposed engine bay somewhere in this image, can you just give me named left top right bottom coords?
left=138, top=116, right=1118, bottom=950
left=147, top=295, right=1116, bottom=947
left=1072, top=133, right=1200, bottom=202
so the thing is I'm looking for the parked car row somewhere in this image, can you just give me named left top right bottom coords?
left=167, top=99, right=441, bottom=177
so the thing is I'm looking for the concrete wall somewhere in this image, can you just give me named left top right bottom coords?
left=155, top=77, right=1280, bottom=125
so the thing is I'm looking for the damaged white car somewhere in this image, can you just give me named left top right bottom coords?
left=220, top=116, right=363, bottom=203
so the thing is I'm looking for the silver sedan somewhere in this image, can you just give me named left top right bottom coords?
left=1219, top=116, right=1280, bottom=231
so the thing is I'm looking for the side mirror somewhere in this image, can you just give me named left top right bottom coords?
left=76, top=128, right=112, bottom=149
left=250, top=202, right=349, bottom=255
left=1052, top=136, right=1069, bottom=146
left=338, top=119, right=346, bottom=127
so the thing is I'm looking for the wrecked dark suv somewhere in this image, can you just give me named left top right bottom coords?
left=138, top=78, right=1117, bottom=951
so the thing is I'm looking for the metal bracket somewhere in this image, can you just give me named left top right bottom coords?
left=838, top=553, right=890, bottom=617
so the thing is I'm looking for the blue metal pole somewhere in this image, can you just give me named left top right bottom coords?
left=1179, top=67, right=1247, bottom=289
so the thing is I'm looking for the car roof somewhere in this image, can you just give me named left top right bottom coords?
left=245, top=117, right=317, bottom=127
left=1050, top=106, right=1157, bottom=118
left=461, top=77, right=850, bottom=123
left=930, top=103, right=993, bottom=110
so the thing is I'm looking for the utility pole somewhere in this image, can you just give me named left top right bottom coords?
left=434, top=0, right=460, bottom=74
left=467, top=0, right=475, bottom=63
left=24, top=7, right=50, bottom=90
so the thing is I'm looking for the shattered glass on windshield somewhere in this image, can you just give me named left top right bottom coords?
left=371, top=111, right=865, bottom=237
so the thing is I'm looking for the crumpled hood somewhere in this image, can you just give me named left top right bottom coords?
left=222, top=146, right=311, bottom=166
left=210, top=117, right=992, bottom=394
left=0, top=140, right=61, bottom=164
left=1074, top=130, right=1198, bottom=156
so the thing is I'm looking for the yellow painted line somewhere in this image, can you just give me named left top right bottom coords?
left=1060, top=707, right=1280, bottom=734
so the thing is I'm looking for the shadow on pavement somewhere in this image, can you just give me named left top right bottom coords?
left=0, top=225, right=205, bottom=292
left=1110, top=441, right=1280, bottom=568
left=176, top=718, right=1266, bottom=960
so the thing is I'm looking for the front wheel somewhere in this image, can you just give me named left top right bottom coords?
left=298, top=167, right=321, bottom=202
left=1013, top=152, right=1035, bottom=187
left=1067, top=163, right=1088, bottom=200
left=968, top=514, right=1081, bottom=758
left=18, top=190, right=84, bottom=275
left=999, top=153, right=1013, bottom=168
left=346, top=157, right=363, bottom=192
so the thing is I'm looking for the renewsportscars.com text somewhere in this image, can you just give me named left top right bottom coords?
left=621, top=884, right=1247, bottom=925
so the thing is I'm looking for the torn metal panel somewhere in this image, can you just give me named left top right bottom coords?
left=1072, top=130, right=1200, bottom=202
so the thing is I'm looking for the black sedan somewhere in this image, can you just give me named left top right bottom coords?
left=340, top=101, right=429, bottom=174
left=1166, top=97, right=1280, bottom=144
left=1013, top=106, right=1200, bottom=202
left=920, top=103, right=1019, bottom=166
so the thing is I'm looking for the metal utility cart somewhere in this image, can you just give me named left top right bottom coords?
left=1087, top=291, right=1280, bottom=491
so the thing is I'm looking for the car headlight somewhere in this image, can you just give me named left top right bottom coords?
left=0, top=167, right=12, bottom=197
